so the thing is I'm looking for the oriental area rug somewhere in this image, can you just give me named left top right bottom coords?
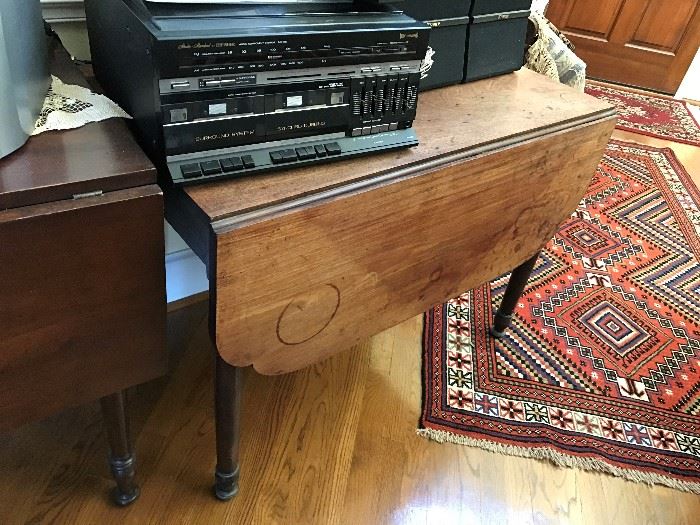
left=420, top=140, right=700, bottom=493
left=585, top=82, right=700, bottom=146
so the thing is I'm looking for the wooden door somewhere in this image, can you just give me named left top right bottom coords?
left=547, top=0, right=700, bottom=93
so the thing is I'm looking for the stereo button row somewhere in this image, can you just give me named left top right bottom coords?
left=270, top=149, right=298, bottom=164
left=181, top=155, right=255, bottom=179
left=269, top=143, right=341, bottom=165
left=351, top=123, right=397, bottom=136
left=220, top=157, right=244, bottom=172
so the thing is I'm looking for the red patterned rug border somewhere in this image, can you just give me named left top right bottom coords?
left=585, top=82, right=700, bottom=146
left=420, top=307, right=700, bottom=494
left=614, top=127, right=700, bottom=148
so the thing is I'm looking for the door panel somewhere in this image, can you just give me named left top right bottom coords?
left=547, top=0, right=700, bottom=93
left=631, top=0, right=696, bottom=52
left=564, top=0, right=625, bottom=40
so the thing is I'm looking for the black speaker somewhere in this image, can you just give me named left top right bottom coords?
left=400, top=1, right=472, bottom=90
left=464, top=0, right=532, bottom=82
left=471, top=0, right=532, bottom=15
left=393, top=0, right=532, bottom=88
left=399, top=1, right=471, bottom=21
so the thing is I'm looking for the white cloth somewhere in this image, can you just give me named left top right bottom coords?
left=525, top=14, right=587, bottom=92
left=32, top=75, right=131, bottom=136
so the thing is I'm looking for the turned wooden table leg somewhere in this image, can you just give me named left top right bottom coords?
left=100, top=391, right=140, bottom=506
left=214, top=353, right=242, bottom=501
left=490, top=251, right=541, bottom=338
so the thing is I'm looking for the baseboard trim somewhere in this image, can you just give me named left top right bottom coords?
left=167, top=291, right=208, bottom=313
left=41, top=1, right=86, bottom=22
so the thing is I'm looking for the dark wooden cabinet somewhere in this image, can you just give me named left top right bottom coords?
left=0, top=187, right=165, bottom=430
left=547, top=0, right=700, bottom=93
left=0, top=42, right=166, bottom=505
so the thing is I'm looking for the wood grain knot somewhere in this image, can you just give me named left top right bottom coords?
left=276, top=284, right=341, bottom=346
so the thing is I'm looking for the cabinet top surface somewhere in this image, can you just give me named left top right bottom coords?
left=182, top=68, right=615, bottom=223
left=0, top=42, right=156, bottom=210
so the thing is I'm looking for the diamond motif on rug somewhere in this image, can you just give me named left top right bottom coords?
left=420, top=141, right=700, bottom=493
left=585, top=83, right=700, bottom=146
left=555, top=287, right=674, bottom=378
left=558, top=219, right=624, bottom=259
left=573, top=296, right=653, bottom=359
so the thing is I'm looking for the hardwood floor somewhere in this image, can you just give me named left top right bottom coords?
left=1, top=129, right=699, bottom=524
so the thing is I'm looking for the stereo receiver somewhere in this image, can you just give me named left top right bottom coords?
left=85, top=0, right=430, bottom=185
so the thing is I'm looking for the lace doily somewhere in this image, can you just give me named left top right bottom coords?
left=525, top=14, right=586, bottom=92
left=32, top=75, right=131, bottom=135
left=420, top=46, right=436, bottom=80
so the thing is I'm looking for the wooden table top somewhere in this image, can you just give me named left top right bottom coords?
left=0, top=41, right=155, bottom=211
left=183, top=68, right=615, bottom=224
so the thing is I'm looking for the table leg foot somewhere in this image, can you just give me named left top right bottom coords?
left=214, top=465, right=240, bottom=501
left=490, top=311, right=513, bottom=338
left=109, top=459, right=140, bottom=507
left=100, top=391, right=140, bottom=506
left=214, top=354, right=241, bottom=501
left=491, top=251, right=541, bottom=338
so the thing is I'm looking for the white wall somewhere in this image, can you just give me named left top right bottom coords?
left=676, top=48, right=700, bottom=101
left=531, top=0, right=550, bottom=14
left=163, top=224, right=209, bottom=303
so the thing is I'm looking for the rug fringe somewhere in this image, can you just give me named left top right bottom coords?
left=416, top=428, right=700, bottom=494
